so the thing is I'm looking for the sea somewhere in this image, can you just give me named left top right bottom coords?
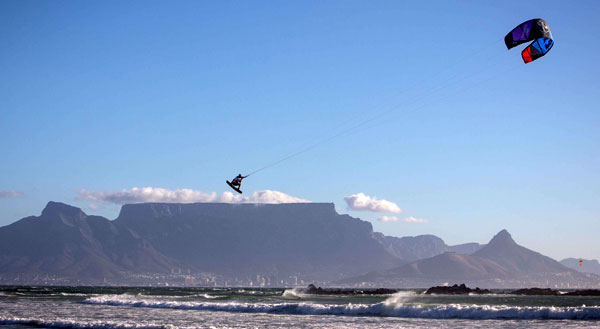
left=1, top=286, right=599, bottom=329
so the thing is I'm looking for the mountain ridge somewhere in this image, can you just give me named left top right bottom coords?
left=561, top=258, right=600, bottom=276
left=2, top=202, right=597, bottom=288
left=339, top=229, right=600, bottom=288
left=0, top=201, right=398, bottom=284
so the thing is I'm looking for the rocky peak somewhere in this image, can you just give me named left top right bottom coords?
left=41, top=201, right=87, bottom=220
left=486, top=229, right=516, bottom=247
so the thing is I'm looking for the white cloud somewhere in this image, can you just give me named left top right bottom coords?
left=378, top=215, right=399, bottom=222
left=344, top=193, right=402, bottom=213
left=401, top=216, right=428, bottom=223
left=378, top=215, right=427, bottom=223
left=78, top=187, right=217, bottom=204
left=0, top=190, right=24, bottom=198
left=77, top=187, right=309, bottom=205
left=225, top=190, right=311, bottom=204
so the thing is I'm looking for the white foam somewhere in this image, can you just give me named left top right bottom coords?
left=383, top=291, right=417, bottom=306
left=82, top=295, right=600, bottom=320
left=58, top=293, right=94, bottom=297
left=0, top=316, right=166, bottom=329
left=282, top=288, right=307, bottom=299
left=198, top=293, right=224, bottom=299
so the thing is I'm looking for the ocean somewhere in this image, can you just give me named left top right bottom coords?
left=1, top=286, right=599, bottom=329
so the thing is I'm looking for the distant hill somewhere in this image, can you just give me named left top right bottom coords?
left=447, top=242, right=484, bottom=255
left=339, top=230, right=600, bottom=288
left=561, top=258, right=600, bottom=276
left=472, top=230, right=569, bottom=274
left=381, top=252, right=509, bottom=280
left=372, top=233, right=484, bottom=261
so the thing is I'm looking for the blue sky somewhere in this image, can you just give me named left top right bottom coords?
left=1, top=0, right=598, bottom=260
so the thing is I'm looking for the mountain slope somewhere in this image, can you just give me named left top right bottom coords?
left=0, top=202, right=181, bottom=282
left=472, top=230, right=568, bottom=274
left=0, top=201, right=402, bottom=283
left=339, top=229, right=600, bottom=288
left=373, top=233, right=484, bottom=261
left=114, top=202, right=400, bottom=280
left=561, top=258, right=600, bottom=276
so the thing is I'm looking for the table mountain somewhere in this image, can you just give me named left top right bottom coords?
left=0, top=201, right=400, bottom=283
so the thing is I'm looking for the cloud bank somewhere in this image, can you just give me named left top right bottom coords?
left=0, top=190, right=24, bottom=198
left=378, top=215, right=428, bottom=223
left=344, top=193, right=402, bottom=213
left=77, top=187, right=309, bottom=205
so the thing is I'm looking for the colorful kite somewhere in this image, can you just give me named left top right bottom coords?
left=505, top=19, right=554, bottom=63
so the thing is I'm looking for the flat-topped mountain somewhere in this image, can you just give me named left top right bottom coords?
left=0, top=201, right=400, bottom=284
left=113, top=202, right=399, bottom=280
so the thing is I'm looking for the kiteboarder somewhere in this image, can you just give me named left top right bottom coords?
left=226, top=174, right=248, bottom=194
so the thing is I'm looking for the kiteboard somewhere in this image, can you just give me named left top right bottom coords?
left=226, top=181, right=242, bottom=194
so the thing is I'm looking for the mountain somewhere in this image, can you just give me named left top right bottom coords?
left=561, top=258, right=600, bottom=276
left=382, top=252, right=509, bottom=280
left=447, top=242, right=484, bottom=254
left=3, top=202, right=597, bottom=288
left=373, top=233, right=484, bottom=261
left=113, top=202, right=400, bottom=281
left=0, top=201, right=400, bottom=285
left=472, top=230, right=569, bottom=274
left=340, top=229, right=600, bottom=288
left=0, top=202, right=180, bottom=283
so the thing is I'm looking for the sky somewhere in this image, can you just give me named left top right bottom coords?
left=1, top=0, right=599, bottom=261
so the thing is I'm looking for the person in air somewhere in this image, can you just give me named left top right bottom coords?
left=231, top=174, right=247, bottom=189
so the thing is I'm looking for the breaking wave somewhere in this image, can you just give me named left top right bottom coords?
left=282, top=288, right=308, bottom=299
left=58, top=292, right=95, bottom=297
left=82, top=294, right=600, bottom=320
left=0, top=317, right=168, bottom=329
left=197, top=293, right=225, bottom=299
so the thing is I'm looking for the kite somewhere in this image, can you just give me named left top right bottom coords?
left=505, top=19, right=554, bottom=63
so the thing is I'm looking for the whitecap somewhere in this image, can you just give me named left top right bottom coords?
left=81, top=295, right=600, bottom=320
left=0, top=316, right=166, bottom=329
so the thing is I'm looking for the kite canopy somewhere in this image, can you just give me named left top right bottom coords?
left=505, top=19, right=554, bottom=64
left=521, top=37, right=554, bottom=63
left=505, top=19, right=552, bottom=49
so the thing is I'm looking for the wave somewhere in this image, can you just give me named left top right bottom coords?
left=0, top=317, right=167, bottom=329
left=282, top=288, right=308, bottom=299
left=57, top=292, right=94, bottom=297
left=197, top=293, right=226, bottom=299
left=82, top=295, right=600, bottom=320
left=234, top=289, right=281, bottom=296
left=0, top=291, right=91, bottom=297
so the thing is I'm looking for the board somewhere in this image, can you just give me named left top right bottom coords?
left=226, top=181, right=242, bottom=194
